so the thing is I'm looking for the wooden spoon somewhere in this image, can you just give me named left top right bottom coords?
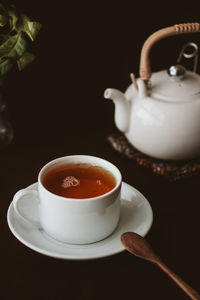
left=121, top=232, right=200, bottom=300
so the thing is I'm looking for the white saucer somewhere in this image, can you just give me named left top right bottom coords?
left=7, top=182, right=153, bottom=260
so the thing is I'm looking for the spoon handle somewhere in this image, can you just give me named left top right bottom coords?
left=156, top=259, right=200, bottom=300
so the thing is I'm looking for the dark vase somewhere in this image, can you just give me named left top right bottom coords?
left=0, top=91, right=14, bottom=148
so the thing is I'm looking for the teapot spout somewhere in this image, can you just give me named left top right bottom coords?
left=104, top=88, right=130, bottom=133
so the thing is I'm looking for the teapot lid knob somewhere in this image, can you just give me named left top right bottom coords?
left=167, top=42, right=199, bottom=81
left=167, top=64, right=186, bottom=80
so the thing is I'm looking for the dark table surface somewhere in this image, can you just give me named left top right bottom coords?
left=1, top=1, right=200, bottom=299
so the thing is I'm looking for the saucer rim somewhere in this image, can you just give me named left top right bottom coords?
left=7, top=182, right=153, bottom=260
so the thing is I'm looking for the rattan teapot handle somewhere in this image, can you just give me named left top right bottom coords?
left=139, top=23, right=200, bottom=81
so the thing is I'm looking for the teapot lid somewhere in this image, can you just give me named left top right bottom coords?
left=150, top=70, right=200, bottom=102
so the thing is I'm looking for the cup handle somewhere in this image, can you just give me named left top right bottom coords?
left=13, top=189, right=41, bottom=229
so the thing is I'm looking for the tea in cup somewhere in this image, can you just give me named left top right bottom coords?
left=13, top=155, right=122, bottom=244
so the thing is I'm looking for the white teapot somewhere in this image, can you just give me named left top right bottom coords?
left=104, top=23, right=200, bottom=160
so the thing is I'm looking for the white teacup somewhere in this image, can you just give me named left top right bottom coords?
left=13, top=155, right=122, bottom=244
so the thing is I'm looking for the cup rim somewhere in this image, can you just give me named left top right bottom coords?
left=38, top=155, right=122, bottom=201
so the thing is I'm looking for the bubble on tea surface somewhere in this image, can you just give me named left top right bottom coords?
left=96, top=180, right=102, bottom=185
left=61, top=176, right=80, bottom=188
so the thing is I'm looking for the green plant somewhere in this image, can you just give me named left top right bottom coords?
left=0, top=3, right=42, bottom=84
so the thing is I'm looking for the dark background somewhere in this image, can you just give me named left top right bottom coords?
left=1, top=1, right=200, bottom=299
left=3, top=0, right=200, bottom=147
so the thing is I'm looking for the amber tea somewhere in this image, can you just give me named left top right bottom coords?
left=42, top=163, right=116, bottom=199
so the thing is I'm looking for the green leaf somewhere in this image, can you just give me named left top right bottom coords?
left=8, top=6, right=18, bottom=31
left=0, top=3, right=41, bottom=83
left=25, top=21, right=42, bottom=41
left=17, top=51, right=35, bottom=71
left=15, top=14, right=30, bottom=33
left=16, top=15, right=42, bottom=41
left=0, top=34, right=9, bottom=44
left=0, top=58, right=13, bottom=78
left=0, top=33, right=26, bottom=59
left=0, top=3, right=8, bottom=27
left=0, top=14, right=8, bottom=27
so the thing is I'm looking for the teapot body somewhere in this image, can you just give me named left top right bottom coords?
left=125, top=83, right=200, bottom=160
